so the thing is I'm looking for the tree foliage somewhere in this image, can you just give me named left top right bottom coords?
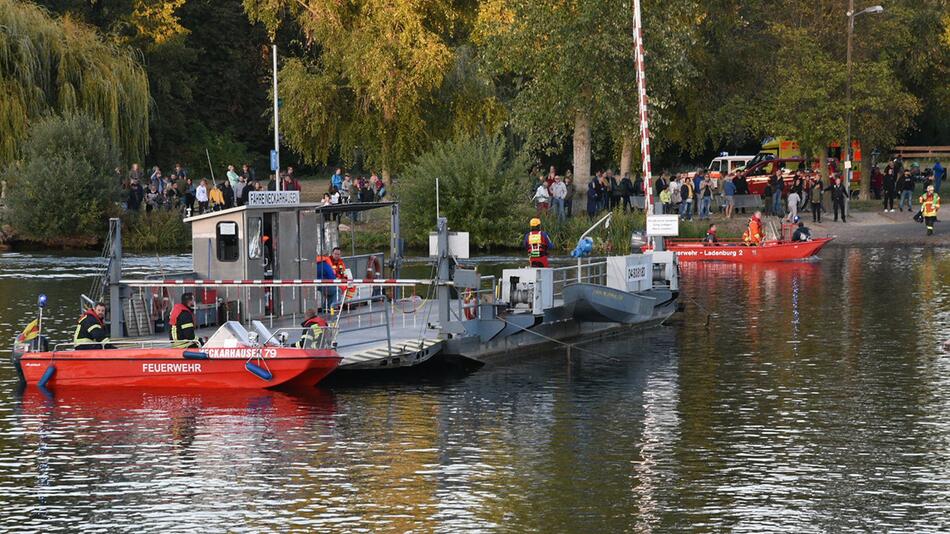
left=0, top=0, right=150, bottom=166
left=398, top=135, right=531, bottom=248
left=245, top=0, right=502, bottom=180
left=3, top=113, right=120, bottom=240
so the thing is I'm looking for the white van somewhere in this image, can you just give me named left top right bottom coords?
left=686, top=154, right=755, bottom=182
left=705, top=155, right=755, bottom=178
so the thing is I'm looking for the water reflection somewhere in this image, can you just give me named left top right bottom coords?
left=0, top=247, right=948, bottom=531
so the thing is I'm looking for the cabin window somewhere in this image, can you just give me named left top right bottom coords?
left=216, top=222, right=240, bottom=262
left=248, top=217, right=262, bottom=259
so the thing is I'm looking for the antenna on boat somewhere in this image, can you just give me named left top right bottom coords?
left=435, top=177, right=440, bottom=221
left=36, top=293, right=47, bottom=341
left=205, top=148, right=216, bottom=183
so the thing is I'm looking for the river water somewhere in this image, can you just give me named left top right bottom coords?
left=0, top=247, right=948, bottom=532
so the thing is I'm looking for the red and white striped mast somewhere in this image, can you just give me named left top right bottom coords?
left=632, top=0, right=653, bottom=212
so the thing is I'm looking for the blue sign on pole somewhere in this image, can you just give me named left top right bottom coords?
left=270, top=150, right=278, bottom=171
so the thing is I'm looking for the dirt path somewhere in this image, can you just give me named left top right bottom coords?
left=801, top=210, right=949, bottom=246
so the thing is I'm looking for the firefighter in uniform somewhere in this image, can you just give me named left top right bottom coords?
left=919, top=184, right=941, bottom=235
left=169, top=292, right=200, bottom=348
left=296, top=309, right=329, bottom=348
left=73, top=302, right=111, bottom=349
left=523, top=218, right=553, bottom=267
left=328, top=247, right=354, bottom=307
left=742, top=211, right=764, bottom=246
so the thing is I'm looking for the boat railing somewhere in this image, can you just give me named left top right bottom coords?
left=551, top=261, right=607, bottom=299
left=50, top=339, right=186, bottom=352
left=333, top=300, right=393, bottom=354
left=262, top=326, right=340, bottom=350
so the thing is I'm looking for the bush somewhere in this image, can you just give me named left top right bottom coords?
left=397, top=135, right=532, bottom=249
left=123, top=210, right=191, bottom=252
left=3, top=113, right=120, bottom=240
left=538, top=209, right=646, bottom=255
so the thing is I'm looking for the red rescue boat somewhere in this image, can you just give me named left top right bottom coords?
left=13, top=323, right=341, bottom=390
left=659, top=237, right=834, bottom=263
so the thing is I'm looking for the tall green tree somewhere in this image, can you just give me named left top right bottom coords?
left=475, top=0, right=698, bottom=188
left=0, top=0, right=150, bottom=165
left=3, top=113, right=120, bottom=240
left=245, top=0, right=498, bottom=181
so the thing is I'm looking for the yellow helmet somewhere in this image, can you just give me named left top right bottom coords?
left=530, top=217, right=541, bottom=227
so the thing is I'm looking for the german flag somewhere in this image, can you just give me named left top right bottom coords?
left=16, top=319, right=39, bottom=343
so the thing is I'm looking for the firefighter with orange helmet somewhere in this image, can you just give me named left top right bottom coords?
left=742, top=211, right=764, bottom=246
left=524, top=218, right=553, bottom=267
left=919, top=184, right=941, bottom=235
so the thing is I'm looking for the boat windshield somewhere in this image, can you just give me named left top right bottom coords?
left=204, top=321, right=255, bottom=348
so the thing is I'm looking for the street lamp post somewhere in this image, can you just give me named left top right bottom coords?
left=845, top=2, right=884, bottom=200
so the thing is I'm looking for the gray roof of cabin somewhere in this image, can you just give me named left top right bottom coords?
left=183, top=201, right=396, bottom=223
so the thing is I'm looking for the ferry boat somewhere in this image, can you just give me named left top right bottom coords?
left=10, top=193, right=680, bottom=387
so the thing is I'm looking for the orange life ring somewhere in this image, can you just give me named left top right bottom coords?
left=366, top=255, right=382, bottom=278
left=462, top=289, right=477, bottom=320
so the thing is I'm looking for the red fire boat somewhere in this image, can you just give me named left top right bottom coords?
left=660, top=237, right=834, bottom=263
left=13, top=322, right=341, bottom=390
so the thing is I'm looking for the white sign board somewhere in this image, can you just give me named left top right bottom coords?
left=248, top=190, right=300, bottom=206
left=843, top=160, right=852, bottom=170
left=646, top=214, right=680, bottom=237
left=428, top=232, right=470, bottom=259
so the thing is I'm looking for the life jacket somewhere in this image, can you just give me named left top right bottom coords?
left=329, top=257, right=356, bottom=300
left=742, top=216, right=763, bottom=246
left=169, top=303, right=197, bottom=345
left=526, top=230, right=548, bottom=258
left=919, top=193, right=941, bottom=217
left=73, top=309, right=108, bottom=346
left=296, top=316, right=329, bottom=348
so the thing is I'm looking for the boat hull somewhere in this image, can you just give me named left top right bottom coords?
left=666, top=238, right=833, bottom=262
left=17, top=348, right=340, bottom=389
left=562, top=283, right=657, bottom=324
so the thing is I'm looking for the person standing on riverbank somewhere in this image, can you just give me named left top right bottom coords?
left=564, top=177, right=575, bottom=217
left=809, top=180, right=823, bottom=222
left=830, top=177, right=847, bottom=223
left=532, top=178, right=551, bottom=214
left=919, top=185, right=941, bottom=235
left=196, top=179, right=209, bottom=213
left=723, top=176, right=736, bottom=219
left=899, top=170, right=915, bottom=212
left=551, top=176, right=567, bottom=220
left=883, top=168, right=897, bottom=212
left=934, top=160, right=945, bottom=193
left=786, top=188, right=801, bottom=222
left=699, top=175, right=714, bottom=220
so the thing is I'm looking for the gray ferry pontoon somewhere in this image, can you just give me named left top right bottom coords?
left=89, top=191, right=680, bottom=373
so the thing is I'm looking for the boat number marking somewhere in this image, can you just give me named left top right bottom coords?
left=143, top=363, right=202, bottom=373
left=204, top=348, right=278, bottom=359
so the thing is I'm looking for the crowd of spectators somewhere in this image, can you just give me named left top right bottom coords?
left=118, top=162, right=391, bottom=217
left=531, top=155, right=945, bottom=225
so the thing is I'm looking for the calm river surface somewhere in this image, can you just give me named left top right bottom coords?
left=0, top=246, right=948, bottom=532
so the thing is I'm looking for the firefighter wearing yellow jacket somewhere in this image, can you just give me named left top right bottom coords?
left=73, top=302, right=110, bottom=350
left=919, top=184, right=941, bottom=235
